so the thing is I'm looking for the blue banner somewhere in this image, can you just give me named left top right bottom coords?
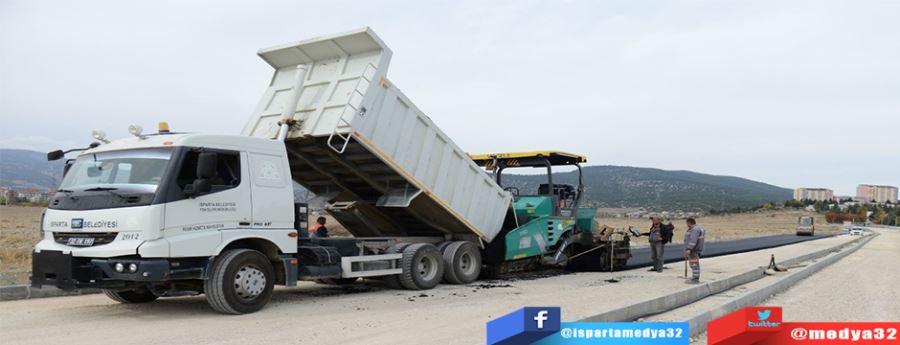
left=532, top=322, right=689, bottom=345
left=487, top=307, right=562, bottom=345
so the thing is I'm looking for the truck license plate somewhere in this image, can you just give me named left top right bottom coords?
left=67, top=237, right=95, bottom=247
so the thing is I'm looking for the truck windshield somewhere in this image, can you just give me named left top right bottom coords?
left=58, top=148, right=174, bottom=193
left=799, top=217, right=813, bottom=226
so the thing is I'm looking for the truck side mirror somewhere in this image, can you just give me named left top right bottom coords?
left=63, top=159, right=75, bottom=176
left=47, top=150, right=65, bottom=161
left=197, top=152, right=217, bottom=179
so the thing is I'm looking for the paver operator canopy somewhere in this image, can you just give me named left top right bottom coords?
left=469, top=151, right=587, bottom=208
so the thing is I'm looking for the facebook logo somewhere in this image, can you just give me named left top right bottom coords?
left=534, top=310, right=550, bottom=329
left=487, top=307, right=561, bottom=345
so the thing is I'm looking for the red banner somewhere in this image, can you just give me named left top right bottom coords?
left=708, top=307, right=899, bottom=344
left=758, top=323, right=899, bottom=344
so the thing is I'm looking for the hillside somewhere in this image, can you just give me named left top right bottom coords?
left=501, top=165, right=791, bottom=211
left=0, top=149, right=63, bottom=191
left=0, top=149, right=790, bottom=210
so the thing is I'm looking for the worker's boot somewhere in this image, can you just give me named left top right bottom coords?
left=685, top=278, right=700, bottom=284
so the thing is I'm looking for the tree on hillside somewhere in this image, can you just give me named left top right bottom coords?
left=872, top=208, right=887, bottom=224
left=857, top=206, right=869, bottom=223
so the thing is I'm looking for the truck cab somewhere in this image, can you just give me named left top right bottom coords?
left=796, top=216, right=815, bottom=236
left=33, top=127, right=299, bottom=313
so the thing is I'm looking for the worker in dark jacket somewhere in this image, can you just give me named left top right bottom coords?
left=683, top=218, right=705, bottom=284
left=646, top=214, right=665, bottom=272
left=308, top=216, right=329, bottom=238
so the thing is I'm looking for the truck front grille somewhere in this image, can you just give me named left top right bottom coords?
left=53, top=232, right=117, bottom=247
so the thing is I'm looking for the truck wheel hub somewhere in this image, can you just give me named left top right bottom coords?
left=417, top=256, right=438, bottom=281
left=459, top=252, right=475, bottom=275
left=234, top=265, right=266, bottom=299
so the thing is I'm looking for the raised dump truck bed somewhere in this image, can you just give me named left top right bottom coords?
left=241, top=28, right=512, bottom=243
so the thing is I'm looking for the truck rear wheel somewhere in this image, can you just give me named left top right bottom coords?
left=442, top=241, right=481, bottom=284
left=382, top=243, right=411, bottom=289
left=399, top=243, right=444, bottom=290
left=204, top=249, right=275, bottom=314
left=103, top=289, right=158, bottom=303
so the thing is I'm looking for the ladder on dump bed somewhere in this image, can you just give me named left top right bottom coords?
left=326, top=63, right=378, bottom=154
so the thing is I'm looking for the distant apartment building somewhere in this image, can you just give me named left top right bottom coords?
left=856, top=184, right=899, bottom=204
left=15, top=188, right=54, bottom=203
left=793, top=188, right=834, bottom=201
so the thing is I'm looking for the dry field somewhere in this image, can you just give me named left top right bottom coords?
left=0, top=206, right=838, bottom=285
left=0, top=206, right=42, bottom=285
left=599, top=209, right=841, bottom=246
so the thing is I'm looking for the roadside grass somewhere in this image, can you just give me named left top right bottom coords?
left=0, top=206, right=42, bottom=285
left=599, top=209, right=841, bottom=246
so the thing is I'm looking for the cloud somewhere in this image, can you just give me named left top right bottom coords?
left=1, top=0, right=897, bottom=195
left=0, top=135, right=79, bottom=153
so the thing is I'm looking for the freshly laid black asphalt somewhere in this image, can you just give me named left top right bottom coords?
left=622, top=232, right=836, bottom=270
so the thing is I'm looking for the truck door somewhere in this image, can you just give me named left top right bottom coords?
left=163, top=149, right=252, bottom=256
left=248, top=152, right=293, bottom=230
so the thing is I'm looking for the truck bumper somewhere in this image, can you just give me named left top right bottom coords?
left=31, top=250, right=209, bottom=290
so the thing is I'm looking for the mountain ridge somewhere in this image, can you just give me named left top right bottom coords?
left=0, top=149, right=790, bottom=210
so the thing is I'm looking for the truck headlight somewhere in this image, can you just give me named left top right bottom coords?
left=114, top=262, right=125, bottom=272
left=128, top=263, right=138, bottom=272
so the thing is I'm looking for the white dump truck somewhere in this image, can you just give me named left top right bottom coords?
left=32, top=28, right=618, bottom=314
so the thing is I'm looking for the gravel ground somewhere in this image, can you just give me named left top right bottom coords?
left=0, top=235, right=854, bottom=345
left=691, top=229, right=899, bottom=344
left=763, top=229, right=900, bottom=321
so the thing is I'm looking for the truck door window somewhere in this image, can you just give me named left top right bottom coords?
left=176, top=150, right=241, bottom=193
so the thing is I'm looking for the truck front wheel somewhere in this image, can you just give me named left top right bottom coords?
left=204, top=249, right=275, bottom=314
left=103, top=289, right=159, bottom=303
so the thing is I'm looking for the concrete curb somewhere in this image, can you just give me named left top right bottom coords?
left=683, top=233, right=877, bottom=337
left=578, top=235, right=867, bottom=323
left=780, top=235, right=866, bottom=268
left=0, top=284, right=100, bottom=301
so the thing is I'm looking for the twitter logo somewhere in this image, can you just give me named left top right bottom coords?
left=748, top=307, right=780, bottom=328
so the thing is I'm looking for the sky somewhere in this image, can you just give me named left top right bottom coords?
left=1, top=0, right=897, bottom=195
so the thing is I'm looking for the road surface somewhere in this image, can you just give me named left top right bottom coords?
left=689, top=229, right=898, bottom=344
left=0, top=234, right=855, bottom=345
left=763, top=229, right=900, bottom=321
left=619, top=233, right=834, bottom=270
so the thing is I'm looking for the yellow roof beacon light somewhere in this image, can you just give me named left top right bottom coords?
left=158, top=121, right=171, bottom=134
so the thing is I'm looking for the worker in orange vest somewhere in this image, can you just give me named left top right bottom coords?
left=308, top=216, right=328, bottom=238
